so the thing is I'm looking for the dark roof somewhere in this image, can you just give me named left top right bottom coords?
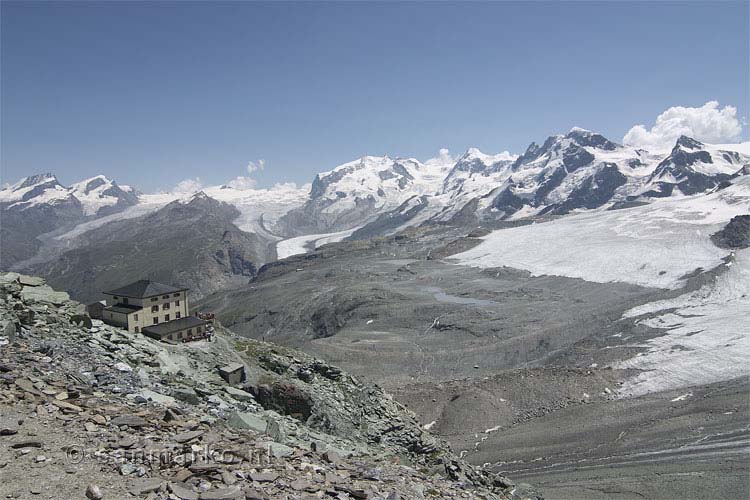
left=104, top=303, right=142, bottom=314
left=142, top=316, right=207, bottom=337
left=103, top=280, right=187, bottom=299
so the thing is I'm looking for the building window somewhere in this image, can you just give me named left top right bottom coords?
left=134, top=314, right=138, bottom=321
left=163, top=303, right=170, bottom=310
left=176, top=312, right=181, bottom=319
left=175, top=300, right=180, bottom=307
left=165, top=314, right=170, bottom=322
left=153, top=317, right=158, bottom=325
left=162, top=295, right=169, bottom=299
left=113, top=296, right=118, bottom=301
left=151, top=297, right=157, bottom=302
left=188, top=328, right=192, bottom=335
left=135, top=326, right=140, bottom=333
left=123, top=298, right=129, bottom=305
left=197, top=326, right=202, bottom=333
left=151, top=305, right=158, bottom=313
left=173, top=293, right=180, bottom=297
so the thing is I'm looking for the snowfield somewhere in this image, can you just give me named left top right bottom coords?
left=454, top=176, right=750, bottom=396
left=276, top=227, right=359, bottom=259
left=453, top=178, right=750, bottom=290
left=616, top=248, right=750, bottom=396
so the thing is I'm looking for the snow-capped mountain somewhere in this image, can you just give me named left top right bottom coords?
left=488, top=130, right=748, bottom=218
left=641, top=136, right=747, bottom=197
left=274, top=127, right=750, bottom=250
left=69, top=175, right=139, bottom=216
left=277, top=153, right=453, bottom=235
left=2, top=129, right=748, bottom=270
left=0, top=173, right=139, bottom=216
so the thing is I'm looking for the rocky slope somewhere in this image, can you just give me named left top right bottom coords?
left=0, top=272, right=539, bottom=499
left=25, top=194, right=273, bottom=303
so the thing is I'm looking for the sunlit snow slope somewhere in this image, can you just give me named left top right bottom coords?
left=454, top=177, right=750, bottom=395
left=617, top=248, right=750, bottom=396
left=453, top=179, right=750, bottom=290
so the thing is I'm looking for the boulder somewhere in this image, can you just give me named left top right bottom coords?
left=20, top=285, right=69, bottom=305
left=226, top=412, right=267, bottom=433
left=223, top=386, right=254, bottom=403
left=17, top=275, right=45, bottom=287
left=111, top=415, right=148, bottom=428
left=128, top=478, right=164, bottom=496
left=70, top=314, right=93, bottom=329
left=200, top=486, right=244, bottom=500
left=2, top=319, right=16, bottom=342
left=140, top=389, right=177, bottom=406
left=168, top=482, right=199, bottom=500
left=257, top=440, right=294, bottom=458
left=172, top=387, right=201, bottom=405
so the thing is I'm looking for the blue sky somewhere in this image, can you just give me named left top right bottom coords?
left=2, top=1, right=748, bottom=191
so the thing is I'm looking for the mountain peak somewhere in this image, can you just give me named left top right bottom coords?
left=459, top=147, right=517, bottom=165
left=565, top=128, right=619, bottom=151
left=675, top=135, right=704, bottom=150
left=71, top=175, right=115, bottom=195
left=568, top=126, right=593, bottom=134
left=16, top=173, right=59, bottom=189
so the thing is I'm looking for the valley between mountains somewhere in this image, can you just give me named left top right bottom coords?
left=2, top=128, right=749, bottom=499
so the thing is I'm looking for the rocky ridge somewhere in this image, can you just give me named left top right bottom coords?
left=0, top=273, right=538, bottom=499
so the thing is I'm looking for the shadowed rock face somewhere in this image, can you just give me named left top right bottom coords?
left=711, top=215, right=750, bottom=249
left=562, top=144, right=595, bottom=172
left=646, top=137, right=734, bottom=197
left=490, top=186, right=528, bottom=217
left=552, top=163, right=628, bottom=213
left=0, top=197, right=84, bottom=269
left=27, top=195, right=272, bottom=302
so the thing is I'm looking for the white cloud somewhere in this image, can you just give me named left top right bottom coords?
left=226, top=176, right=258, bottom=190
left=173, top=177, right=202, bottom=193
left=425, top=147, right=454, bottom=166
left=623, top=101, right=743, bottom=150
left=247, top=159, right=266, bottom=174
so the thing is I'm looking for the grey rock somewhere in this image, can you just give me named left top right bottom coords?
left=223, top=386, right=255, bottom=403
left=2, top=319, right=16, bottom=342
left=128, top=477, right=163, bottom=495
left=174, top=430, right=204, bottom=444
left=17, top=275, right=45, bottom=287
left=226, top=412, right=267, bottom=433
left=20, top=285, right=69, bottom=305
left=10, top=440, right=42, bottom=449
left=173, top=387, right=201, bottom=405
left=199, top=486, right=244, bottom=499
left=70, top=314, right=93, bottom=329
left=257, top=440, right=294, bottom=458
left=111, top=415, right=148, bottom=428
left=119, top=462, right=138, bottom=475
left=712, top=215, right=750, bottom=249
left=169, top=482, right=199, bottom=500
left=85, top=484, right=103, bottom=500
left=248, top=472, right=278, bottom=483
left=117, top=436, right=137, bottom=449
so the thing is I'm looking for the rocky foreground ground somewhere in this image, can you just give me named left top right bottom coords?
left=0, top=273, right=540, bottom=500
